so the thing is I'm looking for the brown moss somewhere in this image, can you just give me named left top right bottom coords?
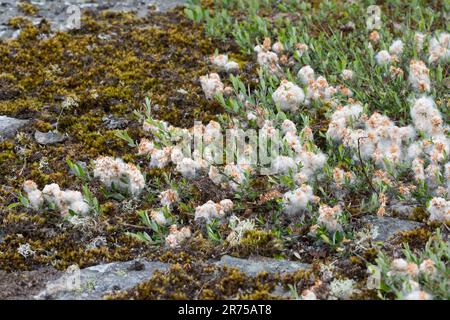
left=0, top=0, right=432, bottom=301
left=0, top=5, right=253, bottom=274
left=34, top=120, right=53, bottom=132
left=394, top=228, right=432, bottom=250
left=351, top=288, right=380, bottom=300
left=363, top=248, right=379, bottom=264
left=110, top=263, right=286, bottom=300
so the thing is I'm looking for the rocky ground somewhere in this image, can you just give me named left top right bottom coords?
left=0, top=0, right=187, bottom=39
left=0, top=1, right=448, bottom=300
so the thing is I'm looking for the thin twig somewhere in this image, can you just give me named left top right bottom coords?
left=18, top=158, right=27, bottom=177
left=119, top=222, right=150, bottom=230
left=357, top=137, right=379, bottom=197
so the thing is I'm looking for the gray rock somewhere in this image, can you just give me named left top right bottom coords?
left=362, top=215, right=423, bottom=242
left=102, top=115, right=128, bottom=130
left=271, top=284, right=293, bottom=299
left=389, top=201, right=416, bottom=219
left=34, top=130, right=66, bottom=145
left=216, top=255, right=310, bottom=277
left=149, top=0, right=187, bottom=12
left=0, top=266, right=62, bottom=300
left=0, top=116, right=29, bottom=141
left=36, top=259, right=169, bottom=300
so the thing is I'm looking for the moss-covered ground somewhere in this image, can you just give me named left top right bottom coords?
left=0, top=1, right=447, bottom=300
left=0, top=6, right=240, bottom=270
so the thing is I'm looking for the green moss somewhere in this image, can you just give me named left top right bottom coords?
left=0, top=6, right=250, bottom=273
left=0, top=141, right=16, bottom=162
left=235, top=229, right=283, bottom=257
left=7, top=16, right=32, bottom=28
left=34, top=120, right=53, bottom=132
left=0, top=97, right=43, bottom=114
left=228, top=52, right=251, bottom=69
left=411, top=206, right=428, bottom=222
left=17, top=1, right=39, bottom=16
left=18, top=2, right=39, bottom=16
left=0, top=1, right=427, bottom=300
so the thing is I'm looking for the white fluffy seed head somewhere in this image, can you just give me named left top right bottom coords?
left=391, top=258, right=408, bottom=272
left=427, top=197, right=450, bottom=223
left=138, top=138, right=154, bottom=156
left=257, top=50, right=279, bottom=71
left=410, top=96, right=442, bottom=136
left=414, top=33, right=426, bottom=52
left=94, top=156, right=145, bottom=196
left=151, top=209, right=167, bottom=226
left=176, top=157, right=199, bottom=179
left=271, top=156, right=297, bottom=175
left=419, top=259, right=436, bottom=275
left=317, top=204, right=342, bottom=232
left=210, top=54, right=239, bottom=72
left=341, top=69, right=354, bottom=80
left=389, top=39, right=404, bottom=56
left=224, top=164, right=247, bottom=191
left=165, top=225, right=191, bottom=248
left=159, top=189, right=179, bottom=207
left=298, top=65, right=315, bottom=84
left=41, top=183, right=90, bottom=216
left=62, top=190, right=84, bottom=204
left=282, top=184, right=314, bottom=216
left=272, top=80, right=305, bottom=112
left=281, top=119, right=297, bottom=135
left=194, top=200, right=226, bottom=222
left=404, top=290, right=433, bottom=300
left=23, top=180, right=38, bottom=194
left=408, top=60, right=431, bottom=92
left=26, top=189, right=44, bottom=210
left=428, top=32, right=450, bottom=63
left=219, top=199, right=234, bottom=213
left=42, top=183, right=60, bottom=195
left=375, top=50, right=392, bottom=65
left=69, top=200, right=90, bottom=216
left=200, top=73, right=224, bottom=99
left=272, top=41, right=284, bottom=54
